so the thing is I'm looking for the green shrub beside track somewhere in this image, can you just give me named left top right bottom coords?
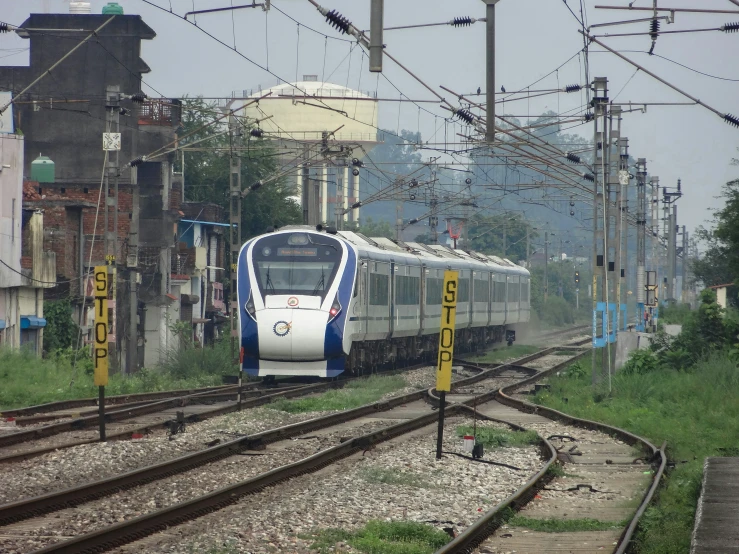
left=306, top=520, right=451, bottom=554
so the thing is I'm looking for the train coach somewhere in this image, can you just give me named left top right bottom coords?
left=237, top=225, right=530, bottom=378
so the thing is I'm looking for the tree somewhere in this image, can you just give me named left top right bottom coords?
left=692, top=179, right=739, bottom=305
left=465, top=213, right=536, bottom=262
left=43, top=300, right=79, bottom=352
left=345, top=217, right=395, bottom=239
left=178, top=98, right=301, bottom=239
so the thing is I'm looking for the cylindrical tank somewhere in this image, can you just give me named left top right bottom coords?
left=31, top=155, right=55, bottom=183
left=69, top=2, right=92, bottom=14
left=102, top=3, right=125, bottom=14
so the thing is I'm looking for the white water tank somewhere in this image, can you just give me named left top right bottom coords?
left=69, top=1, right=92, bottom=14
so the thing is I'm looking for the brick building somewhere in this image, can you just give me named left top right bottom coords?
left=0, top=7, right=207, bottom=371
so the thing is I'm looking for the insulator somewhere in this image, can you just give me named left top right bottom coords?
left=570, top=210, right=575, bottom=216
left=119, top=107, right=130, bottom=116
left=352, top=168, right=360, bottom=176
left=465, top=177, right=472, bottom=185
left=409, top=179, right=418, bottom=188
left=570, top=201, right=575, bottom=207
left=455, top=108, right=474, bottom=125
left=451, top=16, right=472, bottom=27
left=564, top=84, right=581, bottom=93
left=583, top=173, right=595, bottom=182
left=565, top=153, right=581, bottom=164
left=351, top=157, right=363, bottom=166
left=0, top=23, right=9, bottom=33
left=409, top=218, right=419, bottom=225
left=725, top=113, right=739, bottom=127
left=409, top=193, right=416, bottom=201
left=722, top=22, right=739, bottom=32
left=583, top=112, right=594, bottom=122
left=130, top=93, right=147, bottom=104
left=649, top=19, right=660, bottom=40
left=351, top=201, right=362, bottom=209
left=325, top=9, right=352, bottom=34
left=250, top=128, right=263, bottom=138
left=249, top=181, right=263, bottom=192
left=128, top=156, right=147, bottom=167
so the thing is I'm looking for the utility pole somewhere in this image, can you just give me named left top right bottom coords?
left=662, top=179, right=682, bottom=303
left=681, top=225, right=688, bottom=303
left=544, top=231, right=549, bottom=300
left=616, top=134, right=629, bottom=332
left=525, top=226, right=530, bottom=267
left=228, top=112, right=242, bottom=365
left=104, top=85, right=120, bottom=372
left=482, top=0, right=499, bottom=143
left=302, top=146, right=311, bottom=225
left=369, top=0, right=384, bottom=72
left=502, top=224, right=507, bottom=257
left=636, top=158, right=647, bottom=331
left=591, top=77, right=609, bottom=385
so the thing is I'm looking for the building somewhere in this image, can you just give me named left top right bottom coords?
left=0, top=6, right=205, bottom=371
left=235, top=77, right=381, bottom=226
left=0, top=133, right=53, bottom=353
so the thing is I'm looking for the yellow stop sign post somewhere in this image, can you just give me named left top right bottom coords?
left=93, top=266, right=109, bottom=441
left=435, top=270, right=458, bottom=460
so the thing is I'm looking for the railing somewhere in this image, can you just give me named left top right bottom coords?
left=231, top=87, right=379, bottom=100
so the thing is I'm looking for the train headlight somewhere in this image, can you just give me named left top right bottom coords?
left=328, top=293, right=342, bottom=322
left=244, top=292, right=257, bottom=321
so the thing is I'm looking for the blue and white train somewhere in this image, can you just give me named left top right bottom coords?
left=237, top=226, right=531, bottom=378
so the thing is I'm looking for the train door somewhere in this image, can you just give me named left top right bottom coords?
left=359, top=261, right=369, bottom=338
left=389, top=261, right=396, bottom=338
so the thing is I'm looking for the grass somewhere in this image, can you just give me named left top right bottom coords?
left=0, top=343, right=235, bottom=411
left=532, top=351, right=739, bottom=554
left=466, top=344, right=540, bottom=364
left=360, top=468, right=431, bottom=489
left=507, top=516, right=626, bottom=533
left=269, top=375, right=408, bottom=413
left=455, top=425, right=539, bottom=448
left=305, top=520, right=451, bottom=554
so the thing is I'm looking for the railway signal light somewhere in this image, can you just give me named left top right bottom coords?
left=574, top=271, right=580, bottom=284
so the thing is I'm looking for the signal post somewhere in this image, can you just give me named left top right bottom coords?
left=436, top=271, right=459, bottom=460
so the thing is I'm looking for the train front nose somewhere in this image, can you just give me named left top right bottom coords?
left=256, top=298, right=328, bottom=361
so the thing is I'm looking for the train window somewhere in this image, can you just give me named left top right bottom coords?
left=396, top=275, right=420, bottom=305
left=425, top=277, right=443, bottom=305
left=508, top=278, right=520, bottom=302
left=520, top=278, right=529, bottom=302
left=474, top=278, right=490, bottom=303
left=353, top=269, right=359, bottom=298
left=370, top=273, right=389, bottom=305
left=458, top=278, right=469, bottom=303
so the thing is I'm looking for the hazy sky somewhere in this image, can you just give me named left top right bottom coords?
left=2, top=0, right=737, bottom=236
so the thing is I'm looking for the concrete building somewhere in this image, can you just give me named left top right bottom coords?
left=0, top=7, right=192, bottom=370
left=0, top=133, right=54, bottom=353
left=235, top=78, right=380, bottom=226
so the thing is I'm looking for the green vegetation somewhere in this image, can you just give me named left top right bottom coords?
left=0, top=342, right=234, bottom=410
left=455, top=425, right=539, bottom=448
left=507, top=516, right=625, bottom=533
left=533, top=311, right=739, bottom=554
left=658, top=303, right=694, bottom=325
left=466, top=344, right=539, bottom=364
left=360, top=468, right=430, bottom=489
left=43, top=299, right=80, bottom=352
left=305, top=520, right=451, bottom=554
left=270, top=375, right=408, bottom=413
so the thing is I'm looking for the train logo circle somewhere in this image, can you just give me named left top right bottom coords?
left=287, top=296, right=299, bottom=307
left=273, top=321, right=291, bottom=337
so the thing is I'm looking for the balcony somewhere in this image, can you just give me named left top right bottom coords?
left=138, top=99, right=182, bottom=127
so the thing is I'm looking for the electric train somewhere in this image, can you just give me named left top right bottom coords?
left=237, top=225, right=531, bottom=378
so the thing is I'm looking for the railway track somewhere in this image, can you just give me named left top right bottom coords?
left=0, top=336, right=606, bottom=554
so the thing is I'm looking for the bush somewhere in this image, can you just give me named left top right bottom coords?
left=43, top=300, right=80, bottom=352
left=537, top=296, right=575, bottom=327
left=160, top=338, right=237, bottom=380
left=621, top=349, right=659, bottom=375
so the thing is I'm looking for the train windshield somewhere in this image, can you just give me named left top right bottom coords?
left=251, top=233, right=343, bottom=300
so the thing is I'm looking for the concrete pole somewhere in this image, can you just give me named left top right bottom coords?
left=353, top=168, right=361, bottom=224
left=525, top=226, right=530, bottom=267
left=343, top=166, right=349, bottom=223
left=482, top=0, right=499, bottom=143
left=228, top=113, right=242, bottom=362
left=321, top=163, right=328, bottom=224
left=369, top=0, right=384, bottom=72
left=544, top=231, right=548, bottom=301
left=669, top=204, right=677, bottom=303
left=636, top=159, right=647, bottom=330
left=301, top=146, right=310, bottom=225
